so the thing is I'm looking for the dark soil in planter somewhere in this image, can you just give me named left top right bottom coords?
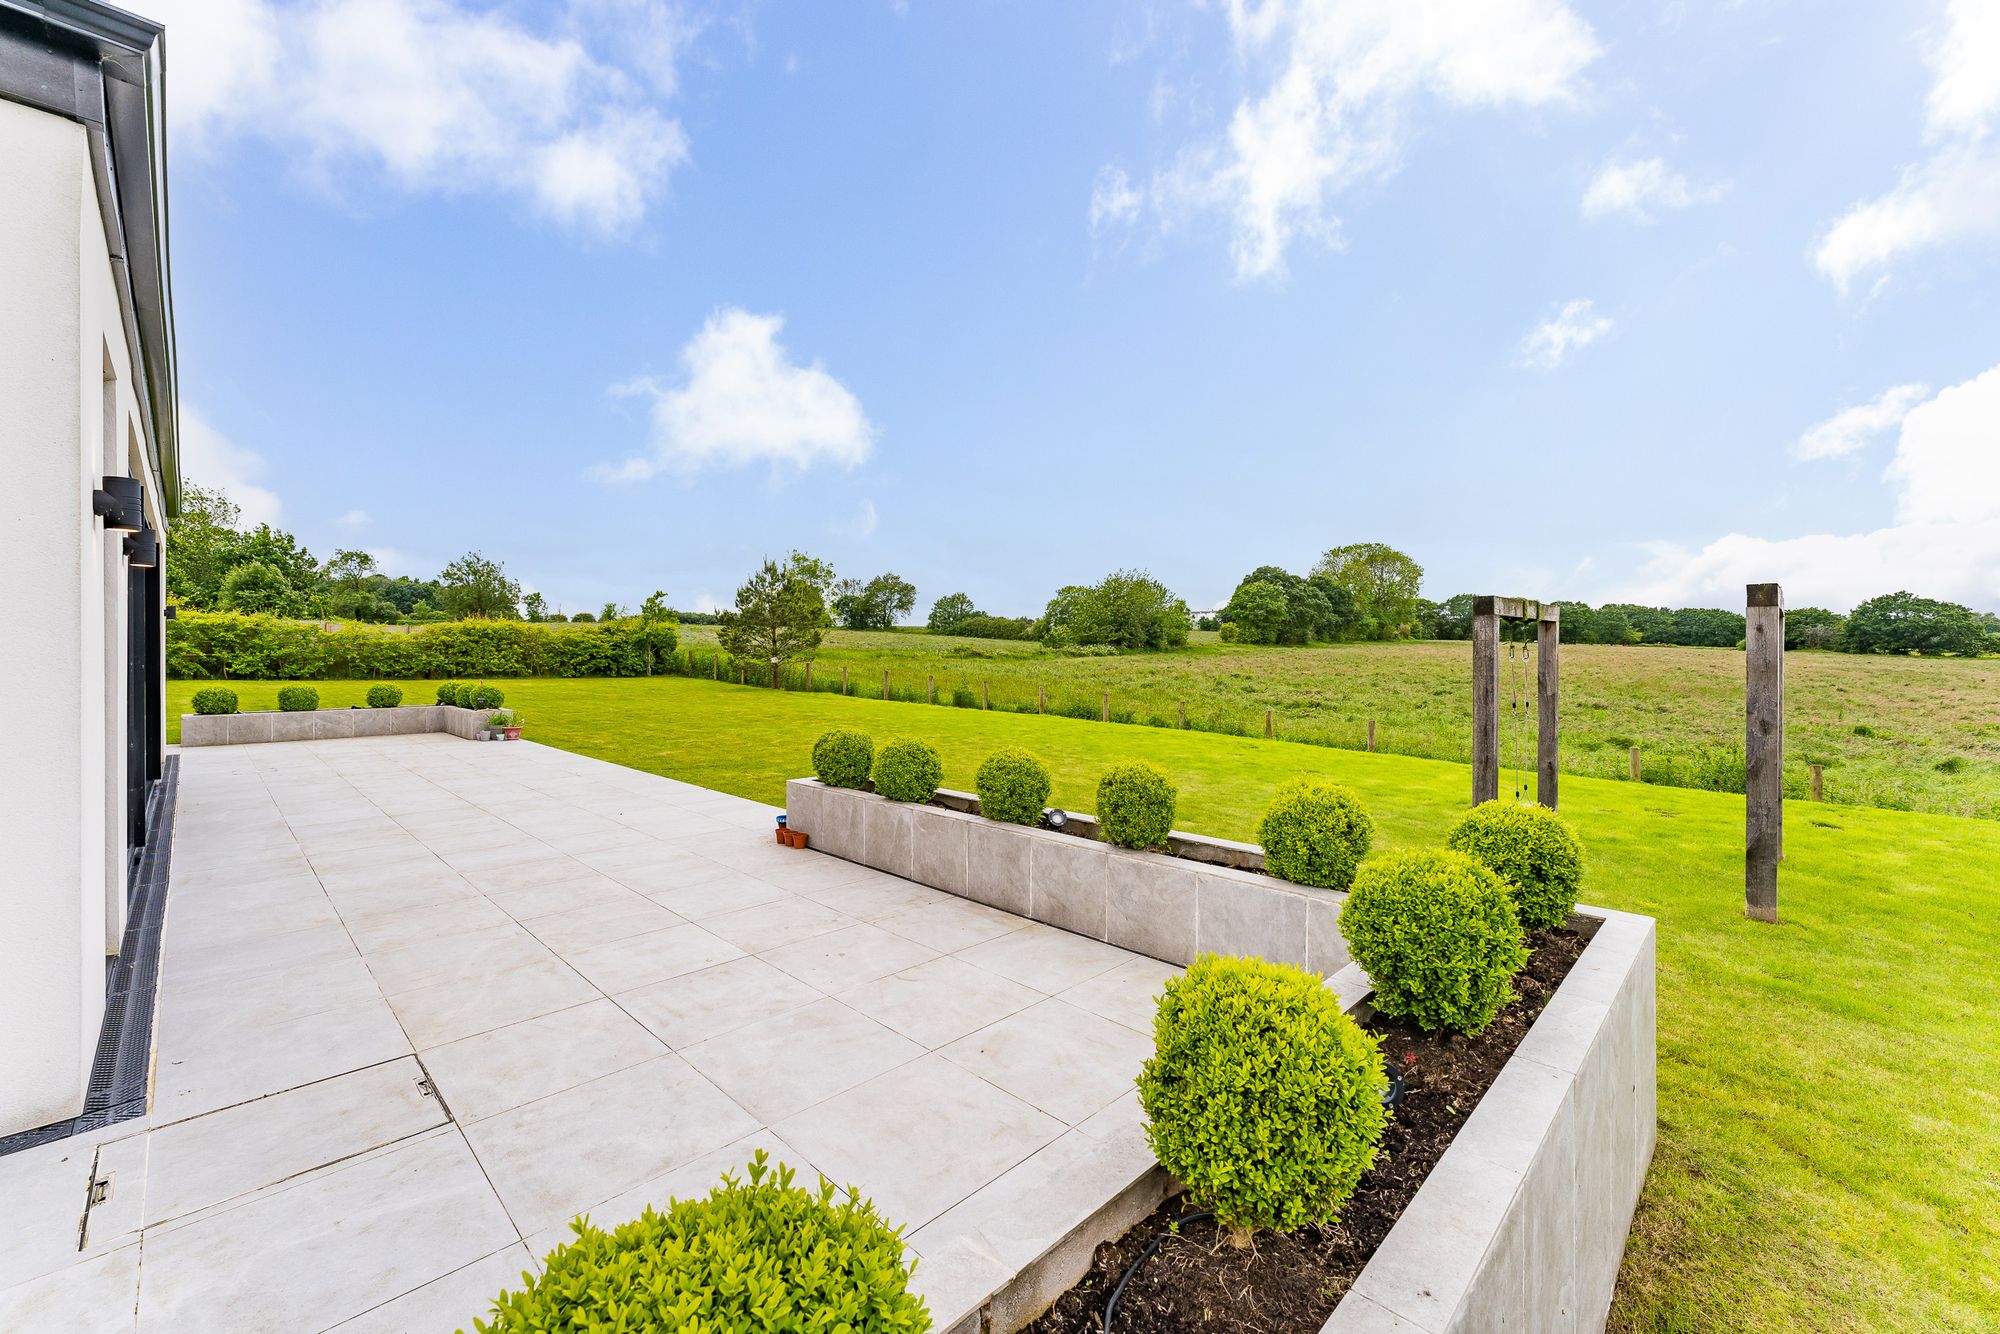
left=1022, top=926, right=1590, bottom=1334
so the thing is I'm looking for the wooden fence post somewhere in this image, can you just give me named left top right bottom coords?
left=1629, top=747, right=1642, bottom=781
left=882, top=669, right=890, bottom=701
left=1101, top=691, right=1110, bottom=723
left=1178, top=701, right=1187, bottom=730
left=805, top=663, right=813, bottom=691
left=1810, top=764, right=1824, bottom=802
left=1746, top=582, right=1785, bottom=923
left=1038, top=685, right=1046, bottom=714
left=983, top=681, right=990, bottom=711
left=841, top=665, right=849, bottom=695
left=927, top=674, right=935, bottom=705
left=1472, top=597, right=1500, bottom=804
left=711, top=654, right=718, bottom=681
left=1265, top=708, right=1274, bottom=739
left=1366, top=720, right=1376, bottom=752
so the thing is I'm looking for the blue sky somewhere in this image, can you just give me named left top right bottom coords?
left=139, top=0, right=2000, bottom=618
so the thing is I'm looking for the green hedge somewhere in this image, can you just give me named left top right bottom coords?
left=166, top=610, right=681, bottom=681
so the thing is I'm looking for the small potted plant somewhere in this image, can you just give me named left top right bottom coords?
left=501, top=710, right=524, bottom=742
left=486, top=710, right=511, bottom=740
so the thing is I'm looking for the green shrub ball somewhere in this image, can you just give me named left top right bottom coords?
left=275, top=686, right=319, bottom=712
left=435, top=681, right=465, bottom=705
left=1139, top=955, right=1386, bottom=1236
left=1343, top=849, right=1529, bottom=1035
left=1097, top=761, right=1176, bottom=848
left=1258, top=778, right=1374, bottom=889
left=473, top=1151, right=929, bottom=1334
left=1445, top=801, right=1585, bottom=929
left=190, top=687, right=238, bottom=716
left=873, top=737, right=943, bottom=803
left=812, top=729, right=875, bottom=789
left=365, top=684, right=403, bottom=709
left=467, top=683, right=505, bottom=709
left=975, top=747, right=1052, bottom=825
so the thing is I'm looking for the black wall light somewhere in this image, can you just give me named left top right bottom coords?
left=124, top=524, right=159, bottom=569
left=92, top=476, right=143, bottom=532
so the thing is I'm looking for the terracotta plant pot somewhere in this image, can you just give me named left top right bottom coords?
left=503, top=727, right=522, bottom=741
left=775, top=827, right=788, bottom=845
left=791, top=831, right=810, bottom=850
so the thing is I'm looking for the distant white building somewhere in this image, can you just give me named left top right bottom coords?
left=0, top=0, right=177, bottom=1138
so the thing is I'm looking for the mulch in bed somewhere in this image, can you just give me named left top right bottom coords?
left=1023, top=926, right=1591, bottom=1334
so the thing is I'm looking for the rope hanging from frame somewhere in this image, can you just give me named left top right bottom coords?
left=1507, top=621, right=1535, bottom=804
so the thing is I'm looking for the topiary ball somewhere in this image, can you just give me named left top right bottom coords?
left=1139, top=955, right=1386, bottom=1239
left=1257, top=778, right=1374, bottom=889
left=275, top=685, right=319, bottom=712
left=1445, top=801, right=1585, bottom=929
left=873, top=737, right=943, bottom=803
left=451, top=683, right=478, bottom=708
left=1343, top=849, right=1528, bottom=1035
left=473, top=1150, right=929, bottom=1334
left=1097, top=761, right=1176, bottom=849
left=191, top=687, right=239, bottom=716
left=975, top=747, right=1052, bottom=825
left=436, top=681, right=465, bottom=705
left=366, top=684, right=403, bottom=708
left=468, top=683, right=506, bottom=709
left=812, top=729, right=875, bottom=789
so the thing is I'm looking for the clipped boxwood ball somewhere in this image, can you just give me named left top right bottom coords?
left=450, top=683, right=478, bottom=708
left=812, top=729, right=875, bottom=789
left=473, top=1151, right=929, bottom=1334
left=873, top=737, right=943, bottom=803
left=1097, top=761, right=1176, bottom=849
left=1445, top=801, right=1585, bottom=929
left=275, top=685, right=319, bottom=712
left=366, top=684, right=403, bottom=709
left=1343, top=849, right=1528, bottom=1035
left=975, top=747, right=1051, bottom=825
left=436, top=681, right=466, bottom=705
left=191, top=687, right=239, bottom=716
left=1258, top=778, right=1374, bottom=889
left=1139, top=955, right=1386, bottom=1238
left=468, top=683, right=505, bottom=710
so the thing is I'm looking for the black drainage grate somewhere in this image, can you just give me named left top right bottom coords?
left=0, top=756, right=179, bottom=1158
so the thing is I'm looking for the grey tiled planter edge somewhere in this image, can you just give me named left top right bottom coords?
left=787, top=777, right=1657, bottom=1334
left=784, top=778, right=1351, bottom=975
left=179, top=704, right=502, bottom=746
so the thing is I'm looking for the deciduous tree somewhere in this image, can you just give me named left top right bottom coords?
left=1313, top=544, right=1424, bottom=640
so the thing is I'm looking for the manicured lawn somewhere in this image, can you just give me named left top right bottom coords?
left=167, top=676, right=2000, bottom=1330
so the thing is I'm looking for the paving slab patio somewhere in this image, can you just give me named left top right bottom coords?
left=0, top=735, right=1172, bottom=1333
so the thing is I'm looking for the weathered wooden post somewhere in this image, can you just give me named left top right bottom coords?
left=1366, top=720, right=1376, bottom=752
left=1629, top=747, right=1642, bottom=781
left=1101, top=691, right=1109, bottom=723
left=983, top=681, right=990, bottom=711
left=1038, top=685, right=1046, bottom=714
left=805, top=663, right=813, bottom=691
left=1746, top=582, right=1785, bottom=923
left=1265, top=708, right=1274, bottom=739
left=1472, top=597, right=1501, bottom=804
left=1810, top=764, right=1824, bottom=802
left=711, top=653, right=718, bottom=681
left=841, top=665, right=849, bottom=695
left=1178, top=701, right=1187, bottom=729
left=1538, top=602, right=1561, bottom=810
left=881, top=669, right=890, bottom=701
left=927, top=674, right=935, bottom=705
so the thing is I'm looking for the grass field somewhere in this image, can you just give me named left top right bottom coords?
left=661, top=628, right=2000, bottom=821
left=168, top=676, right=2000, bottom=1331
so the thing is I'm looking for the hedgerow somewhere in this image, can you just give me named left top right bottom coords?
left=164, top=610, right=680, bottom=681
left=1139, top=955, right=1386, bottom=1239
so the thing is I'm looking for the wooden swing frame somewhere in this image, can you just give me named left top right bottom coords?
left=1471, top=596, right=1561, bottom=811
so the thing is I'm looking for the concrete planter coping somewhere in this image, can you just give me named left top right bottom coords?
left=785, top=777, right=1656, bottom=1334
left=785, top=778, right=1345, bottom=974
left=178, top=704, right=505, bottom=746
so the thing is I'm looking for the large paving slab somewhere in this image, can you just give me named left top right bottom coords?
left=0, top=735, right=1173, bottom=1333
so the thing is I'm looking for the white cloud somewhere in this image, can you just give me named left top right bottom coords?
left=1089, top=165, right=1143, bottom=233
left=1581, top=156, right=1711, bottom=222
left=1515, top=298, right=1612, bottom=370
left=1138, top=0, right=1597, bottom=279
left=1792, top=383, right=1930, bottom=460
left=337, top=509, right=371, bottom=528
left=1815, top=0, right=2000, bottom=288
left=1624, top=363, right=2000, bottom=611
left=133, top=0, right=690, bottom=235
left=597, top=308, right=875, bottom=481
left=177, top=404, right=283, bottom=528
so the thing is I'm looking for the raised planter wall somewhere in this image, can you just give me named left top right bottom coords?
left=786, top=778, right=1348, bottom=975
left=178, top=704, right=498, bottom=747
left=1324, top=908, right=1656, bottom=1333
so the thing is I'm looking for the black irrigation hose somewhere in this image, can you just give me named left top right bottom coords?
left=1103, top=1211, right=1211, bottom=1332
left=1101, top=1069, right=1405, bottom=1332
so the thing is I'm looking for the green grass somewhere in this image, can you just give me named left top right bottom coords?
left=668, top=628, right=2000, bottom=820
left=168, top=675, right=2000, bottom=1330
